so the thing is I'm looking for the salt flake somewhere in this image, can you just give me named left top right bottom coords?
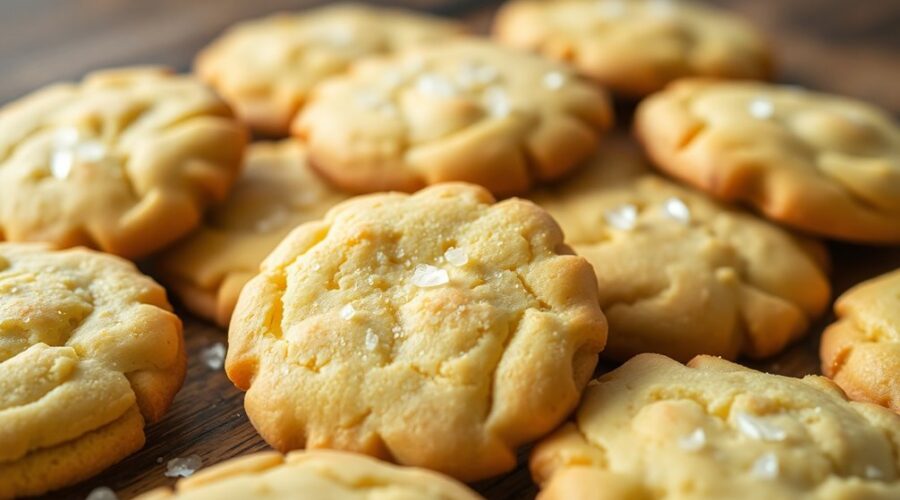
left=542, top=71, right=566, bottom=90
left=678, top=428, right=706, bottom=451
left=752, top=452, right=779, bottom=479
left=340, top=303, right=357, bottom=320
left=749, top=98, right=774, bottom=119
left=483, top=86, right=511, bottom=118
left=201, top=342, right=226, bottom=370
left=604, top=204, right=638, bottom=231
left=865, top=465, right=884, bottom=479
left=444, top=247, right=468, bottom=267
left=735, top=412, right=787, bottom=441
left=365, top=328, right=378, bottom=351
left=662, top=196, right=691, bottom=223
left=164, top=455, right=203, bottom=478
left=86, top=486, right=118, bottom=500
left=416, top=74, right=458, bottom=98
left=411, top=264, right=449, bottom=288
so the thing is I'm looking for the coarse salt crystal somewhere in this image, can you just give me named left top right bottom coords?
left=752, top=452, right=779, bottom=479
left=483, top=86, right=511, bottom=118
left=86, top=486, right=118, bottom=500
left=543, top=71, right=566, bottom=90
left=340, top=303, right=356, bottom=320
left=456, top=61, right=500, bottom=89
left=51, top=150, right=75, bottom=179
left=411, top=264, right=449, bottom=288
left=201, top=342, right=226, bottom=370
left=749, top=98, right=775, bottom=119
left=678, top=428, right=706, bottom=451
left=604, top=204, right=638, bottom=231
left=444, top=247, right=468, bottom=267
left=416, top=74, right=458, bottom=98
left=164, top=455, right=203, bottom=478
left=662, top=196, right=691, bottom=223
left=365, top=328, right=378, bottom=351
left=735, top=412, right=787, bottom=441
left=865, top=465, right=883, bottom=479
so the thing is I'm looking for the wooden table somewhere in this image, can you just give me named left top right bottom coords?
left=2, top=1, right=897, bottom=498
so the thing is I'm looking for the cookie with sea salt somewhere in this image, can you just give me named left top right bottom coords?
left=294, top=39, right=613, bottom=196
left=227, top=183, right=607, bottom=481
left=134, top=450, right=483, bottom=499
left=154, top=140, right=349, bottom=327
left=821, top=268, right=900, bottom=413
left=195, top=3, right=465, bottom=136
left=0, top=243, right=185, bottom=497
left=0, top=67, right=246, bottom=259
left=635, top=79, right=900, bottom=243
left=493, top=0, right=772, bottom=97
left=530, top=137, right=829, bottom=362
left=531, top=354, right=900, bottom=500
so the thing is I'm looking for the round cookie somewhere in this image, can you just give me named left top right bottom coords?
left=195, top=3, right=465, bottom=136
left=0, top=243, right=185, bottom=497
left=635, top=79, right=900, bottom=243
left=530, top=136, right=830, bottom=362
left=821, top=269, right=900, bottom=413
left=532, top=353, right=900, bottom=500
left=294, top=39, right=614, bottom=196
left=492, top=0, right=772, bottom=98
left=135, top=450, right=483, bottom=499
left=0, top=67, right=247, bottom=259
left=227, top=183, right=607, bottom=481
left=154, top=140, right=349, bottom=327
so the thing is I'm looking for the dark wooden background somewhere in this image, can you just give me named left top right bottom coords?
left=2, top=1, right=898, bottom=499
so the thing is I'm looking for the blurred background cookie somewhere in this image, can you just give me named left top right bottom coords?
left=0, top=67, right=247, bottom=259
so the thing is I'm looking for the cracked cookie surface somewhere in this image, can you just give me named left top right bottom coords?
left=135, top=450, right=483, bottom=499
left=635, top=79, right=900, bottom=243
left=227, top=183, right=607, bottom=481
left=0, top=67, right=247, bottom=258
left=0, top=243, right=185, bottom=497
left=821, top=269, right=900, bottom=413
left=294, top=39, right=613, bottom=196
left=195, top=3, right=465, bottom=136
left=530, top=137, right=830, bottom=362
left=532, top=354, right=900, bottom=500
left=155, top=140, right=349, bottom=327
left=492, top=0, right=771, bottom=97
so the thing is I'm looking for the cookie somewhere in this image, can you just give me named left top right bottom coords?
left=532, top=353, right=900, bottom=500
left=0, top=67, right=247, bottom=259
left=294, top=39, right=613, bottom=196
left=530, top=137, right=830, bottom=362
left=0, top=243, right=185, bottom=497
left=195, top=3, right=465, bottom=136
left=635, top=79, right=900, bottom=243
left=227, top=183, right=606, bottom=481
left=492, top=0, right=772, bottom=98
left=154, top=140, right=349, bottom=327
left=821, top=269, right=900, bottom=413
left=134, top=450, right=483, bottom=499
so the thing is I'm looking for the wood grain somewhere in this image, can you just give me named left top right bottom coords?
left=2, top=0, right=897, bottom=498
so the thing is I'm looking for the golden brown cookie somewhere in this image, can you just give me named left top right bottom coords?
left=227, top=183, right=607, bottom=481
left=134, top=450, right=483, bottom=499
left=195, top=3, right=465, bottom=136
left=0, top=67, right=247, bottom=259
left=493, top=0, right=772, bottom=97
left=154, top=140, right=349, bottom=327
left=532, top=354, right=900, bottom=500
left=821, top=269, right=900, bottom=413
left=294, top=39, right=613, bottom=196
left=530, top=137, right=830, bottom=362
left=635, top=79, right=900, bottom=243
left=0, top=243, right=185, bottom=497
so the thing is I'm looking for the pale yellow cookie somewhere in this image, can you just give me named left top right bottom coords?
left=635, top=79, right=900, bottom=243
left=530, top=137, right=830, bottom=362
left=294, top=39, right=613, bottom=196
left=493, top=0, right=772, bottom=97
left=134, top=450, right=483, bottom=499
left=532, top=354, right=900, bottom=500
left=154, top=140, right=349, bottom=327
left=196, top=3, right=465, bottom=136
left=821, top=269, right=900, bottom=413
left=0, top=243, right=185, bottom=497
left=0, top=67, right=247, bottom=259
left=228, top=183, right=607, bottom=481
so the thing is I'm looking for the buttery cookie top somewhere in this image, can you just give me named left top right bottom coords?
left=532, top=354, right=900, bottom=500
left=821, top=268, right=900, bottom=413
left=0, top=243, right=185, bottom=497
left=135, top=450, right=483, bottom=499
left=155, top=140, right=349, bottom=327
left=294, top=39, right=613, bottom=196
left=635, top=79, right=900, bottom=243
left=0, top=67, right=247, bottom=259
left=227, top=183, right=607, bottom=481
left=195, top=3, right=465, bottom=136
left=530, top=138, right=830, bottom=362
left=492, top=0, right=772, bottom=97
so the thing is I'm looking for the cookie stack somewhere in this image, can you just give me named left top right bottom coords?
left=0, top=1, right=897, bottom=499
